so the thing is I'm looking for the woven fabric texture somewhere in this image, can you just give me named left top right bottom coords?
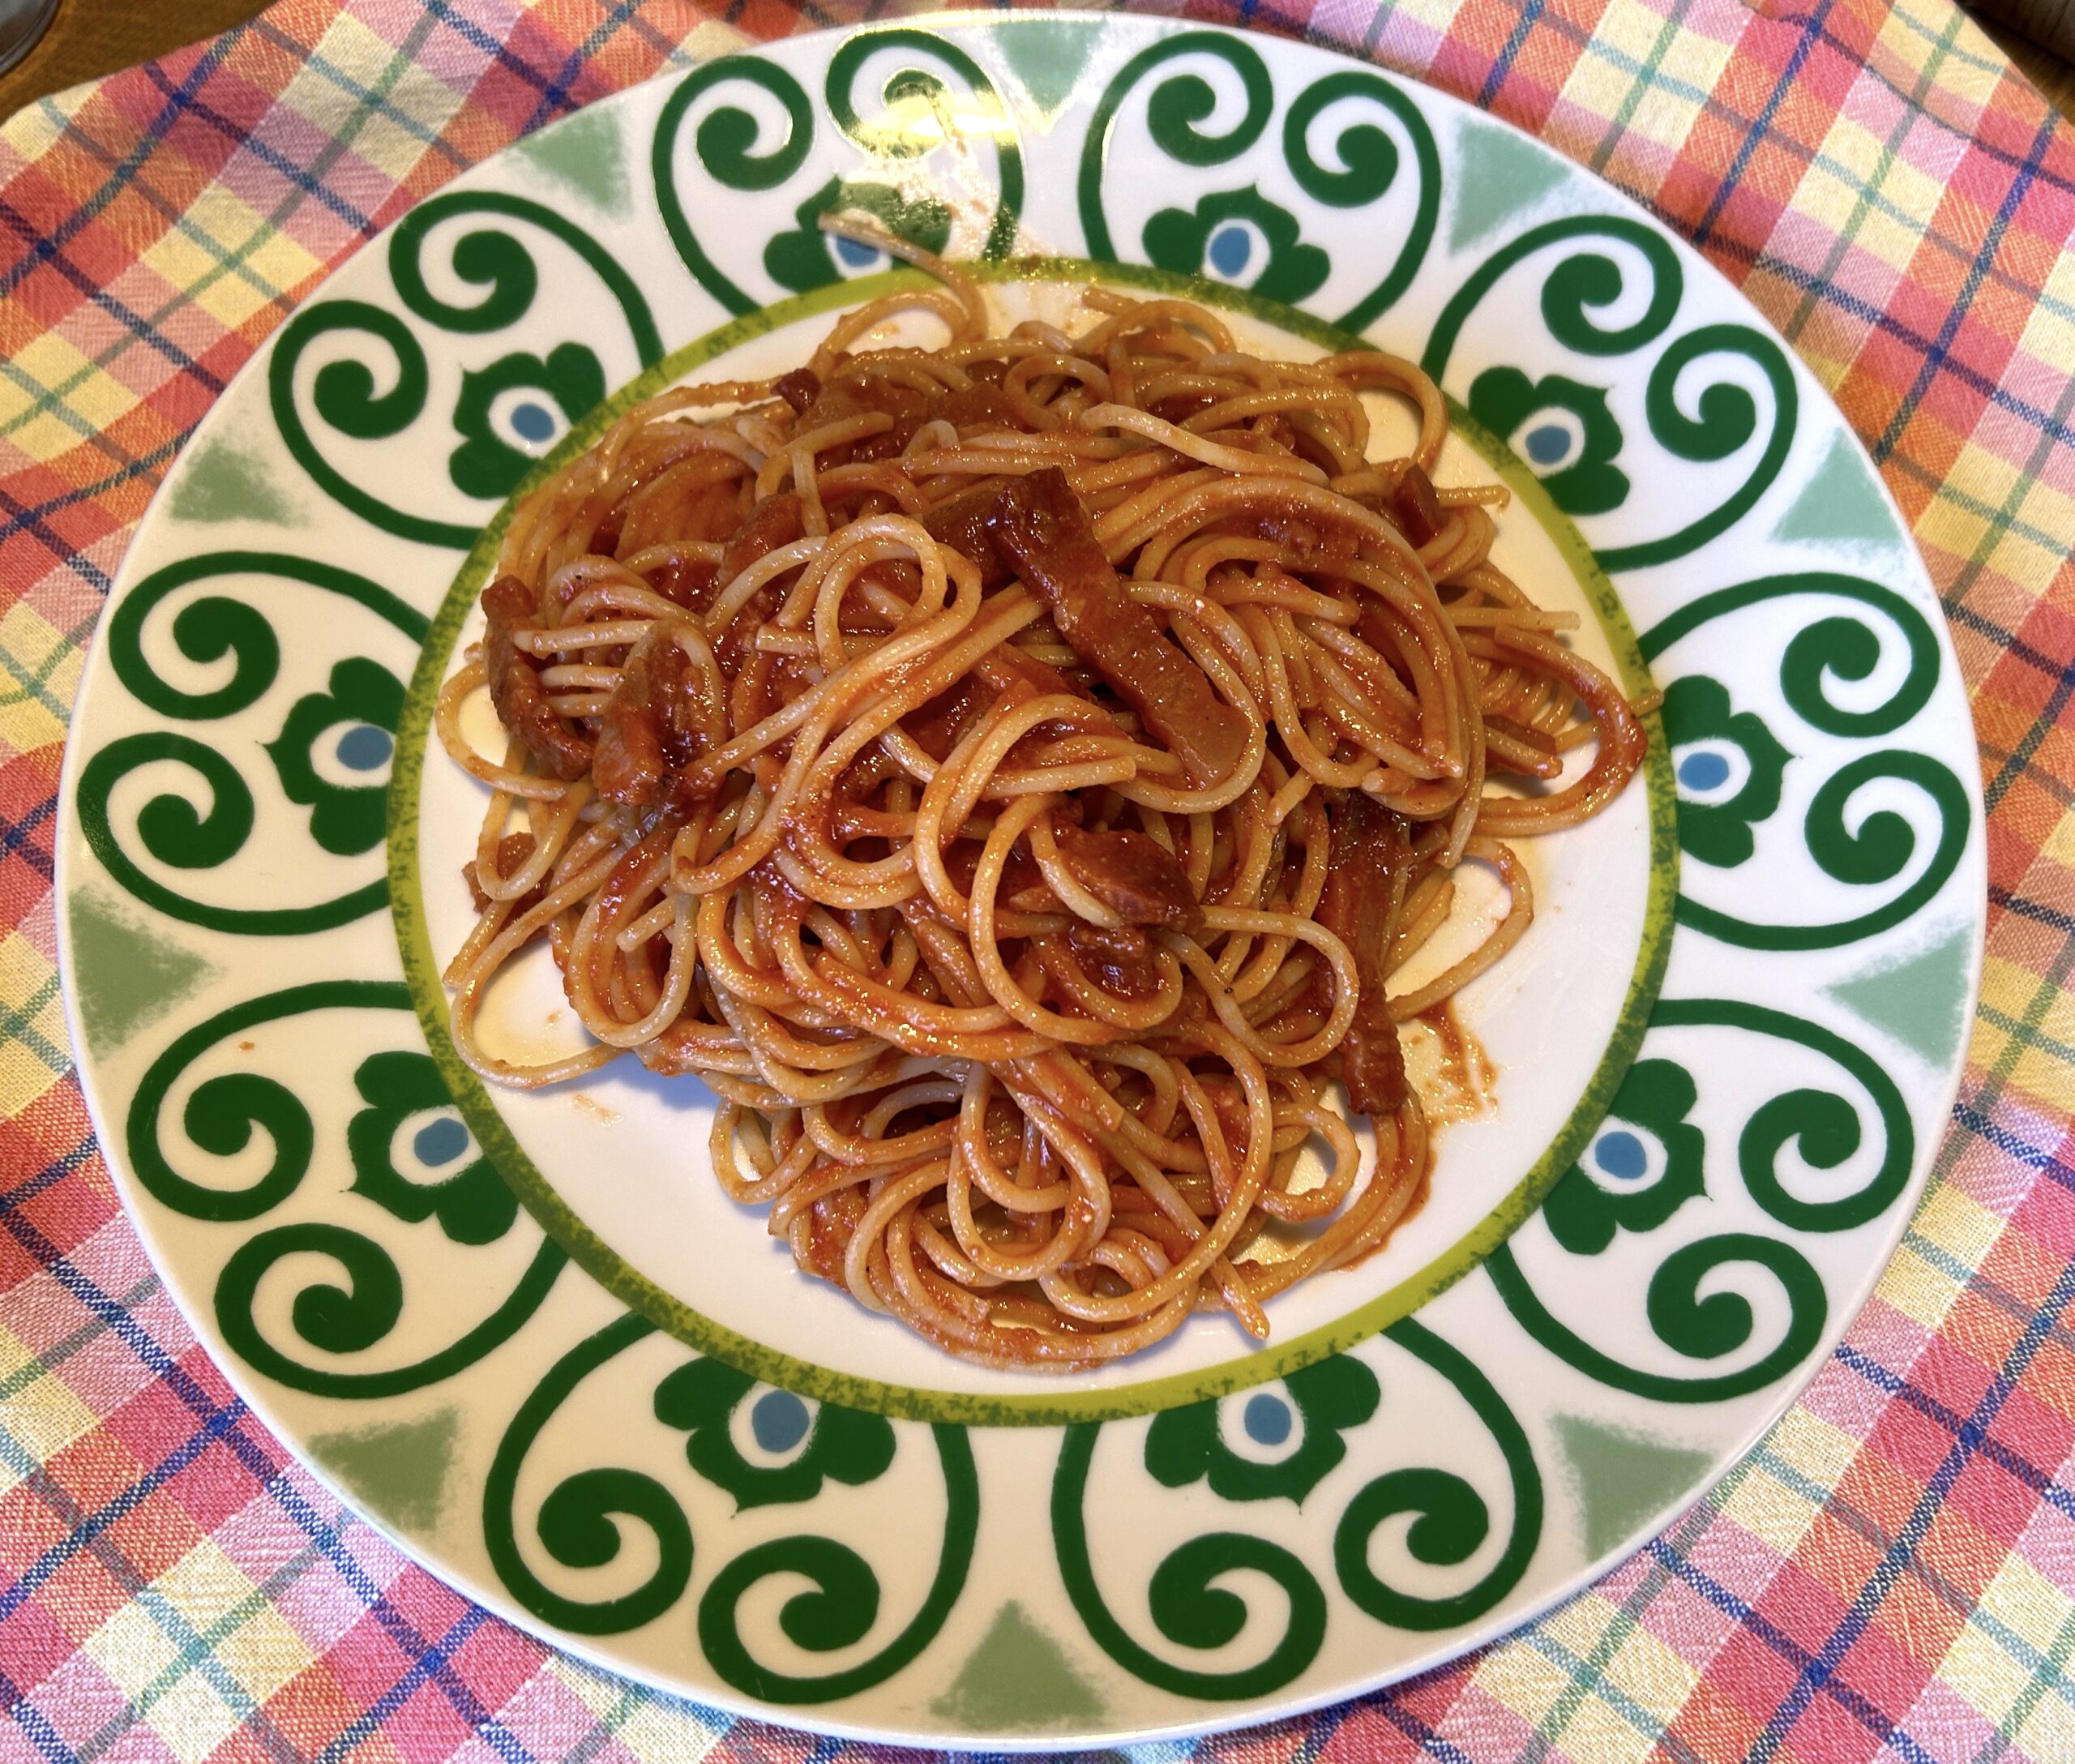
left=3, top=2, right=2073, bottom=1759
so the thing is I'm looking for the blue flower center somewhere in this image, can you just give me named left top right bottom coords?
left=1524, top=423, right=1572, bottom=466
left=335, top=725, right=392, bottom=772
left=1679, top=750, right=1732, bottom=791
left=413, top=1118, right=468, bottom=1166
left=1243, top=1392, right=1292, bottom=1445
left=834, top=234, right=881, bottom=268
left=509, top=400, right=558, bottom=443
left=751, top=1389, right=811, bottom=1453
left=1596, top=1129, right=1648, bottom=1180
left=1208, top=225, right=1252, bottom=277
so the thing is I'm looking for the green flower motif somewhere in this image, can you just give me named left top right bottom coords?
left=1544, top=1059, right=1705, bottom=1257
left=764, top=176, right=952, bottom=296
left=1467, top=368, right=1629, bottom=516
left=1146, top=1355, right=1380, bottom=1506
left=345, top=1050, right=516, bottom=1245
left=652, top=1358, right=894, bottom=1509
left=1143, top=186, right=1329, bottom=305
left=1662, top=674, right=1793, bottom=868
left=263, top=655, right=402, bottom=857
left=448, top=343, right=605, bottom=499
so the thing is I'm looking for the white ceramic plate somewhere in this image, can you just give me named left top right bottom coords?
left=58, top=12, right=1985, bottom=1745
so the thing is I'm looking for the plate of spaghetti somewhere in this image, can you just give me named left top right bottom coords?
left=60, top=12, right=1986, bottom=1744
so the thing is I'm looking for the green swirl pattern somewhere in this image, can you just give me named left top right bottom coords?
left=1492, top=996, right=1915, bottom=1402
left=1052, top=1323, right=1539, bottom=1697
left=1426, top=217, right=1796, bottom=571
left=81, top=551, right=426, bottom=934
left=1080, top=35, right=1435, bottom=329
left=1641, top=572, right=1964, bottom=948
left=655, top=37, right=1022, bottom=317
left=125, top=982, right=564, bottom=1395
left=486, top=1317, right=978, bottom=1698
left=483, top=1316, right=696, bottom=1635
left=270, top=192, right=660, bottom=547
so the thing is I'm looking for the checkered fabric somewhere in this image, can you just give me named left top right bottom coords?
left=2, top=0, right=2073, bottom=1758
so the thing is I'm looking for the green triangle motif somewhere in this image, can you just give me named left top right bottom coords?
left=930, top=1600, right=1106, bottom=1730
left=1771, top=432, right=1905, bottom=550
left=1450, top=122, right=1571, bottom=252
left=67, top=890, right=218, bottom=1055
left=309, top=1408, right=460, bottom=1534
left=994, top=17, right=1101, bottom=126
left=515, top=104, right=631, bottom=218
left=168, top=437, right=297, bottom=525
left=1553, top=1414, right=1713, bottom=1561
left=1828, top=923, right=1974, bottom=1067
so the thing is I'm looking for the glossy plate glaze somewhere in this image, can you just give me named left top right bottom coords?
left=57, top=13, right=1986, bottom=1745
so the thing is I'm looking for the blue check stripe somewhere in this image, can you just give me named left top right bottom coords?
left=1476, top=0, right=1549, bottom=111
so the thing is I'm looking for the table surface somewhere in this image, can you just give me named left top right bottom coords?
left=4, top=3, right=2075, bottom=1762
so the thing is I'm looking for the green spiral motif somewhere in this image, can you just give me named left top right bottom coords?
left=122, top=981, right=563, bottom=1394
left=1648, top=1000, right=1914, bottom=1232
left=1491, top=1231, right=1829, bottom=1404
left=268, top=301, right=463, bottom=547
left=653, top=55, right=849, bottom=312
left=1642, top=572, right=1960, bottom=945
left=1677, top=750, right=1970, bottom=949
left=1079, top=32, right=1275, bottom=263
left=1492, top=993, right=1920, bottom=1398
left=1429, top=229, right=1795, bottom=570
left=272, top=197, right=657, bottom=547
left=1332, top=1320, right=1542, bottom=1633
left=216, top=1224, right=563, bottom=1399
left=1423, top=216, right=1685, bottom=384
left=1595, top=324, right=1797, bottom=572
left=1641, top=572, right=1941, bottom=739
left=1282, top=70, right=1439, bottom=330
left=108, top=551, right=427, bottom=725
left=696, top=1423, right=978, bottom=1703
left=484, top=1316, right=695, bottom=1634
left=76, top=731, right=385, bottom=934
left=390, top=191, right=661, bottom=361
left=125, top=983, right=380, bottom=1221
left=1053, top=1419, right=1327, bottom=1700
left=657, top=38, right=1021, bottom=317
left=825, top=30, right=1022, bottom=261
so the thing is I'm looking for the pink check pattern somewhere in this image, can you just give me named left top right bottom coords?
left=3, top=2, right=2073, bottom=1759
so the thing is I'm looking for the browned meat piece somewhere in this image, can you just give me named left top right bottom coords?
left=1317, top=790, right=1407, bottom=1116
left=592, top=633, right=717, bottom=807
left=1062, top=921, right=1163, bottom=1000
left=1053, top=824, right=1201, bottom=930
left=988, top=468, right=1250, bottom=789
left=481, top=576, right=593, bottom=781
left=921, top=481, right=1014, bottom=589
left=644, top=554, right=721, bottom=610
left=709, top=492, right=806, bottom=670
left=1389, top=464, right=1444, bottom=548
left=904, top=672, right=994, bottom=762
left=1235, top=497, right=1366, bottom=568
left=934, top=383, right=1016, bottom=430
left=801, top=372, right=1020, bottom=463
left=1149, top=392, right=1218, bottom=425
left=773, top=368, right=820, bottom=415
left=463, top=833, right=546, bottom=916
left=719, top=490, right=805, bottom=584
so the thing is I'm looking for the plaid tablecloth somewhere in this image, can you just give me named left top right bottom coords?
left=4, top=1, right=2073, bottom=1758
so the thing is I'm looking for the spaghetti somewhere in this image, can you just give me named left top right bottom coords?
left=438, top=250, right=1646, bottom=1369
